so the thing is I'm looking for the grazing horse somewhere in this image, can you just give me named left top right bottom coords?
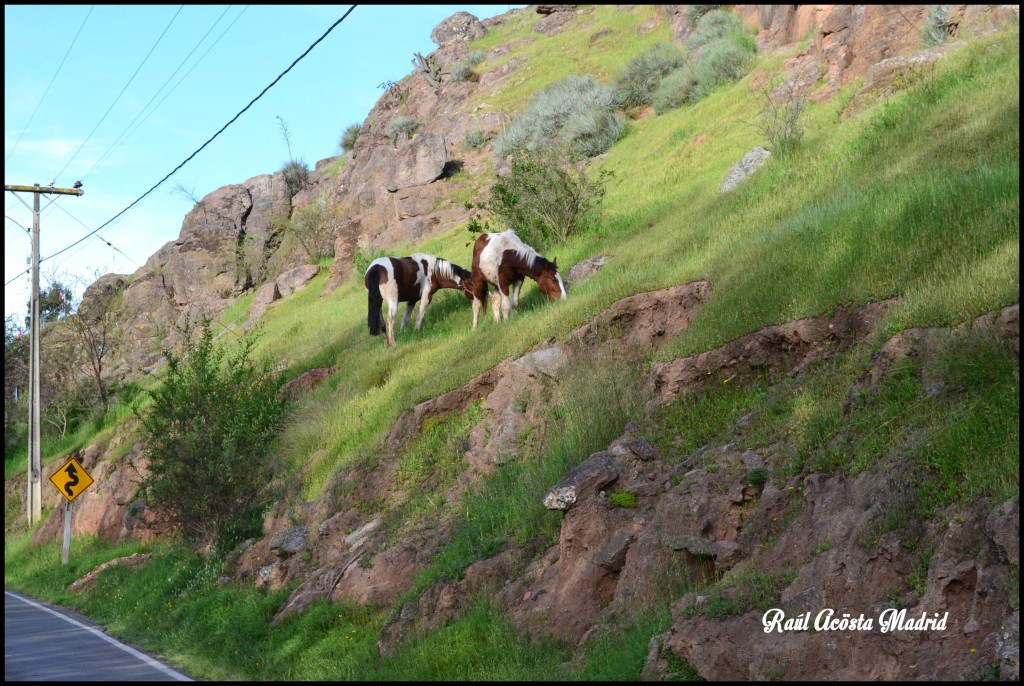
left=365, top=253, right=473, bottom=347
left=470, top=229, right=566, bottom=330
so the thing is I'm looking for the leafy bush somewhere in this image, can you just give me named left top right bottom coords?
left=464, top=130, right=487, bottom=150
left=612, top=43, right=687, bottom=109
left=690, top=37, right=754, bottom=101
left=388, top=115, right=422, bottom=144
left=686, top=9, right=751, bottom=55
left=465, top=49, right=487, bottom=66
left=135, top=317, right=286, bottom=547
left=281, top=159, right=310, bottom=197
left=921, top=5, right=952, bottom=47
left=685, top=4, right=721, bottom=23
left=289, top=193, right=338, bottom=262
left=493, top=75, right=623, bottom=158
left=561, top=108, right=628, bottom=158
left=484, top=144, right=612, bottom=248
left=340, top=124, right=361, bottom=153
left=747, top=468, right=768, bottom=486
left=449, top=61, right=476, bottom=82
left=652, top=68, right=699, bottom=113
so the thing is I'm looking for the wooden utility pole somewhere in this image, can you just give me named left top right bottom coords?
left=4, top=182, right=84, bottom=525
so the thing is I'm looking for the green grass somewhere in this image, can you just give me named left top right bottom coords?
left=683, top=569, right=798, bottom=619
left=4, top=14, right=1019, bottom=684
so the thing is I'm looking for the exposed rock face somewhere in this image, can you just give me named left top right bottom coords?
left=662, top=481, right=1019, bottom=680
left=78, top=274, right=128, bottom=321
left=848, top=40, right=966, bottom=110
left=381, top=131, right=450, bottom=192
left=565, top=255, right=607, bottom=286
left=430, top=11, right=486, bottom=46
left=111, top=172, right=291, bottom=372
left=30, top=439, right=172, bottom=546
left=719, top=5, right=1018, bottom=101
left=719, top=146, right=771, bottom=193
left=534, top=6, right=585, bottom=36
left=650, top=298, right=894, bottom=404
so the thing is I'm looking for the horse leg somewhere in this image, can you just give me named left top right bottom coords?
left=511, top=277, right=524, bottom=311
left=496, top=275, right=512, bottom=321
left=401, top=301, right=415, bottom=332
left=491, top=291, right=502, bottom=322
left=472, top=280, right=487, bottom=330
left=386, top=298, right=398, bottom=347
left=501, top=290, right=512, bottom=321
left=415, top=291, right=432, bottom=331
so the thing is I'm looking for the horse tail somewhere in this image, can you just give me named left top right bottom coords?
left=366, top=266, right=384, bottom=336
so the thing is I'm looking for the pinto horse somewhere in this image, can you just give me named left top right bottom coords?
left=365, top=253, right=473, bottom=347
left=470, top=229, right=566, bottom=330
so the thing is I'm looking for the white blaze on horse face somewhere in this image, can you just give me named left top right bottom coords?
left=555, top=273, right=566, bottom=299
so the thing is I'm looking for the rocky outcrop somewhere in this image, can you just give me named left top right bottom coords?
left=719, top=146, right=771, bottom=193
left=78, top=273, right=128, bottom=321
left=430, top=11, right=486, bottom=47
left=728, top=5, right=1018, bottom=100
left=650, top=298, right=894, bottom=404
left=108, top=171, right=292, bottom=372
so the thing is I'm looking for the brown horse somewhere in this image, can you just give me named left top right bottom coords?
left=365, top=253, right=473, bottom=346
left=470, top=229, right=566, bottom=330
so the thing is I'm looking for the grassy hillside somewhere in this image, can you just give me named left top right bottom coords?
left=5, top=6, right=1018, bottom=680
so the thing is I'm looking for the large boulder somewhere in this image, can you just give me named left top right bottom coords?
left=430, top=11, right=486, bottom=46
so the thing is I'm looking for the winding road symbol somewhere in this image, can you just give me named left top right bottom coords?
left=63, top=463, right=79, bottom=497
left=48, top=456, right=94, bottom=503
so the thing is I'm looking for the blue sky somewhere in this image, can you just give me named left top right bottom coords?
left=4, top=4, right=521, bottom=322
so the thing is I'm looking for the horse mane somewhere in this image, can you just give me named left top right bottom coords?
left=449, top=260, right=472, bottom=282
left=498, top=229, right=547, bottom=272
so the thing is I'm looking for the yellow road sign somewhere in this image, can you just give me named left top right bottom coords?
left=48, top=457, right=94, bottom=503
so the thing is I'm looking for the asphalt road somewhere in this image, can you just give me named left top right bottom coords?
left=5, top=590, right=194, bottom=681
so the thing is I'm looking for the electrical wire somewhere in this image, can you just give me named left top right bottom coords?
left=80, top=5, right=237, bottom=182
left=42, top=5, right=357, bottom=265
left=4, top=6, right=94, bottom=167
left=51, top=6, right=185, bottom=183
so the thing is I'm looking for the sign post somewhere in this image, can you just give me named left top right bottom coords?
left=48, top=456, right=95, bottom=565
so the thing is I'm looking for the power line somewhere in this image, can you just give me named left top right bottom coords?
left=4, top=6, right=94, bottom=167
left=80, top=5, right=238, bottom=183
left=51, top=6, right=184, bottom=183
left=42, top=5, right=358, bottom=265
left=6, top=215, right=31, bottom=235
left=49, top=201, right=144, bottom=269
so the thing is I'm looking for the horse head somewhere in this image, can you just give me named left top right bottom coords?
left=536, top=257, right=567, bottom=302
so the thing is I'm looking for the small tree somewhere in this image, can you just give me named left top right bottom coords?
left=37, top=281, right=74, bottom=323
left=290, top=193, right=338, bottom=262
left=483, top=144, right=613, bottom=248
left=64, top=295, right=124, bottom=413
left=743, top=81, right=809, bottom=157
left=4, top=315, right=29, bottom=443
left=136, top=317, right=286, bottom=547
